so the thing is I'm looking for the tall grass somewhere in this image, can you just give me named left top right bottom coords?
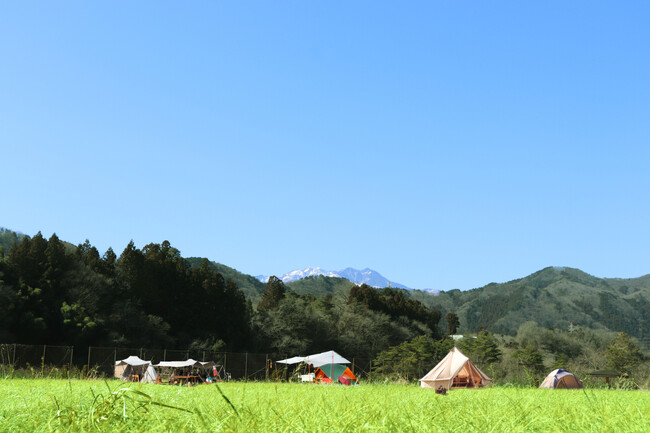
left=0, top=379, right=647, bottom=432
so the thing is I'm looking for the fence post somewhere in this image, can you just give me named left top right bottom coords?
left=245, top=352, right=248, bottom=380
left=69, top=346, right=74, bottom=370
left=224, top=353, right=227, bottom=376
left=13, top=343, right=16, bottom=369
left=352, top=357, right=355, bottom=375
left=369, top=359, right=372, bottom=381
left=87, top=347, right=91, bottom=369
left=202, top=351, right=206, bottom=362
left=114, top=348, right=117, bottom=364
left=266, top=354, right=269, bottom=381
left=140, top=348, right=143, bottom=359
left=163, top=349, right=166, bottom=361
left=42, top=345, right=47, bottom=376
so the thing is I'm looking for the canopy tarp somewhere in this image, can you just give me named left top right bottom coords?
left=305, top=351, right=350, bottom=367
left=587, top=369, right=622, bottom=377
left=276, top=356, right=306, bottom=365
left=116, top=355, right=151, bottom=367
left=540, top=369, right=582, bottom=389
left=419, top=347, right=490, bottom=390
left=154, top=359, right=214, bottom=368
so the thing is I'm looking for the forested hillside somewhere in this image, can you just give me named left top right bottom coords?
left=185, top=257, right=266, bottom=303
left=407, top=267, right=650, bottom=344
left=1, top=227, right=648, bottom=359
left=0, top=228, right=442, bottom=359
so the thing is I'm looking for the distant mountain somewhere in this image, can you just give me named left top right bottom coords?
left=406, top=266, right=650, bottom=344
left=257, top=266, right=410, bottom=289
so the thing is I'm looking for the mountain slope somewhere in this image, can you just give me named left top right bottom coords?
left=185, top=257, right=266, bottom=302
left=407, top=266, right=650, bottom=343
left=285, top=275, right=356, bottom=298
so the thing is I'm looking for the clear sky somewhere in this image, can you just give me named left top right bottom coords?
left=2, top=1, right=649, bottom=290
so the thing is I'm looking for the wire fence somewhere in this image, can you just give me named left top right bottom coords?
left=0, top=343, right=374, bottom=381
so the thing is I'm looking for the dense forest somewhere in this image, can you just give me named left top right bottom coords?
left=0, top=229, right=442, bottom=360
left=1, top=228, right=648, bottom=386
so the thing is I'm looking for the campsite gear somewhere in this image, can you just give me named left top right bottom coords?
left=435, top=386, right=447, bottom=395
left=539, top=369, right=582, bottom=389
left=419, top=347, right=491, bottom=390
left=278, top=351, right=356, bottom=384
left=154, top=359, right=221, bottom=384
left=300, top=373, right=315, bottom=382
left=115, top=356, right=158, bottom=383
left=314, top=363, right=358, bottom=385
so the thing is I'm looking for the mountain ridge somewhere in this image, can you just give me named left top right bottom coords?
left=256, top=266, right=410, bottom=289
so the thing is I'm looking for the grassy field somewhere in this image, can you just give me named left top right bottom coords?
left=0, top=379, right=648, bottom=432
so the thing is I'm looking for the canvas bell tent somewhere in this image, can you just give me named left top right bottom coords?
left=114, top=355, right=157, bottom=383
left=419, top=347, right=491, bottom=390
left=314, top=363, right=358, bottom=385
left=539, top=369, right=582, bottom=389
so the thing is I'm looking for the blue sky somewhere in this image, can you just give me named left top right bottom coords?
left=2, top=1, right=649, bottom=290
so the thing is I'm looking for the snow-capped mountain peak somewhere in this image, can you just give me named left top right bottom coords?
left=256, top=267, right=410, bottom=289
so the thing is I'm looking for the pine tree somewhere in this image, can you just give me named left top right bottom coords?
left=446, top=312, right=460, bottom=335
left=259, top=276, right=286, bottom=311
left=605, top=332, right=643, bottom=373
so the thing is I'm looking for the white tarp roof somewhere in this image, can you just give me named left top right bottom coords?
left=277, top=351, right=350, bottom=367
left=277, top=356, right=306, bottom=364
left=116, top=355, right=151, bottom=367
left=154, top=359, right=214, bottom=368
left=305, top=351, right=350, bottom=367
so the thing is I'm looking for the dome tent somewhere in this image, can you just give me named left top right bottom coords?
left=539, top=369, right=582, bottom=389
left=314, top=363, right=358, bottom=385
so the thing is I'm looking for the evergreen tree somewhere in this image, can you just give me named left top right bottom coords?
left=446, top=312, right=460, bottom=335
left=605, top=332, right=643, bottom=373
left=259, top=276, right=286, bottom=311
left=513, top=344, right=545, bottom=373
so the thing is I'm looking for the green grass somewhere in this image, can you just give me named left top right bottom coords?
left=0, top=379, right=648, bottom=432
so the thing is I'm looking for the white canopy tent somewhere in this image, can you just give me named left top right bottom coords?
left=306, top=351, right=350, bottom=367
left=277, top=351, right=350, bottom=368
left=115, top=355, right=157, bottom=383
left=154, top=359, right=214, bottom=368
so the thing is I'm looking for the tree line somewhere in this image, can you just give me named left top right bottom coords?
left=0, top=231, right=444, bottom=360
